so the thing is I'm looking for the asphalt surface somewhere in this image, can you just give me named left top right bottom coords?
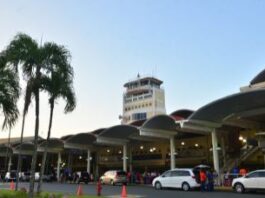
left=0, top=182, right=265, bottom=198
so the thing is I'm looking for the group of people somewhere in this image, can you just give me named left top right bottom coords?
left=199, top=169, right=216, bottom=192
left=223, top=166, right=248, bottom=186
left=126, top=171, right=160, bottom=184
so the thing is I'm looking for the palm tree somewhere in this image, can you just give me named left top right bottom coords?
left=14, top=79, right=33, bottom=190
left=0, top=53, right=20, bottom=129
left=4, top=33, right=73, bottom=198
left=37, top=43, right=76, bottom=193
left=0, top=53, right=20, bottom=174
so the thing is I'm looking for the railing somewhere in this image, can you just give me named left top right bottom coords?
left=124, top=93, right=152, bottom=103
left=220, top=173, right=244, bottom=187
left=220, top=145, right=259, bottom=175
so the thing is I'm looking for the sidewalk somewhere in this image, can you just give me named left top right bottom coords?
left=215, top=186, right=233, bottom=192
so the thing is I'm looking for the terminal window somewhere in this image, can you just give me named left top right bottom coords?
left=132, top=112, right=147, bottom=120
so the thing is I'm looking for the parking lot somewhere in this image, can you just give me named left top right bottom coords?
left=0, top=182, right=264, bottom=198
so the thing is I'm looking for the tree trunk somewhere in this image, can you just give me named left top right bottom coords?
left=15, top=113, right=26, bottom=190
left=28, top=89, right=40, bottom=198
left=37, top=100, right=54, bottom=193
left=5, top=128, right=11, bottom=172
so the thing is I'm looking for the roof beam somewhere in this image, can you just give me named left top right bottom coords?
left=96, top=136, right=128, bottom=146
left=139, top=128, right=177, bottom=139
left=64, top=142, right=93, bottom=150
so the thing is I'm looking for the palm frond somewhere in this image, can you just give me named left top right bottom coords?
left=0, top=54, right=20, bottom=129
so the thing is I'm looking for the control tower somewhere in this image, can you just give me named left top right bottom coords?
left=121, top=74, right=166, bottom=124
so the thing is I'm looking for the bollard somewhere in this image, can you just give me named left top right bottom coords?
left=97, top=180, right=102, bottom=196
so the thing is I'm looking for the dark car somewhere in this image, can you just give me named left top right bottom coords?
left=77, top=171, right=90, bottom=184
left=5, top=170, right=17, bottom=182
left=20, top=171, right=30, bottom=182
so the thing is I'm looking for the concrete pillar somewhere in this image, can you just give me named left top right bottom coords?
left=87, top=149, right=91, bottom=174
left=129, top=147, right=133, bottom=173
left=67, top=152, right=72, bottom=171
left=57, top=152, right=61, bottom=182
left=220, top=135, right=226, bottom=167
left=170, top=136, right=176, bottom=170
left=8, top=155, right=12, bottom=172
left=263, top=153, right=265, bottom=168
left=212, top=130, right=220, bottom=175
left=95, top=153, right=99, bottom=180
left=123, top=144, right=127, bottom=172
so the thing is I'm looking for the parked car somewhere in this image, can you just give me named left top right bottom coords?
left=232, top=169, right=265, bottom=193
left=35, top=172, right=40, bottom=181
left=152, top=168, right=200, bottom=191
left=100, top=170, right=127, bottom=185
left=5, top=170, right=17, bottom=182
left=76, top=171, right=90, bottom=184
left=19, top=171, right=30, bottom=182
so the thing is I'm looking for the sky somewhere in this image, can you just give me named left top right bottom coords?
left=1, top=0, right=265, bottom=138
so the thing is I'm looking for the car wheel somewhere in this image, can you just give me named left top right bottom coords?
left=182, top=182, right=190, bottom=191
left=155, top=182, right=162, bottom=190
left=234, top=183, right=244, bottom=193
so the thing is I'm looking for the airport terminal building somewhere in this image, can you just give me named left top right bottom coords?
left=0, top=72, right=265, bottom=181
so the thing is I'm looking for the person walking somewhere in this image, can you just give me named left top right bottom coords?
left=200, top=170, right=207, bottom=192
left=206, top=170, right=214, bottom=191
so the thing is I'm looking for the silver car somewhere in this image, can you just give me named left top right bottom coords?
left=100, top=170, right=127, bottom=185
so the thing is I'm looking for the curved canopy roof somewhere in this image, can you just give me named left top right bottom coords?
left=0, top=146, right=12, bottom=156
left=129, top=119, right=146, bottom=127
left=64, top=133, right=96, bottom=149
left=96, top=125, right=139, bottom=145
left=38, top=138, right=64, bottom=153
left=61, top=135, right=73, bottom=141
left=170, top=109, right=194, bottom=120
left=141, top=115, right=176, bottom=131
left=140, top=115, right=178, bottom=138
left=187, top=89, right=265, bottom=130
left=13, top=142, right=35, bottom=155
left=250, top=69, right=265, bottom=85
left=91, top=128, right=106, bottom=135
left=99, top=125, right=139, bottom=139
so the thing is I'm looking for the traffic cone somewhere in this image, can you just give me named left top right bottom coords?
left=10, top=180, right=15, bottom=190
left=76, top=184, right=83, bottom=196
left=121, top=185, right=127, bottom=198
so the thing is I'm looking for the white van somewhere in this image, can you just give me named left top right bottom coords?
left=232, top=169, right=265, bottom=193
left=152, top=168, right=200, bottom=191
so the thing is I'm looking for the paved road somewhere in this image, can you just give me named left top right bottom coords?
left=1, top=182, right=264, bottom=198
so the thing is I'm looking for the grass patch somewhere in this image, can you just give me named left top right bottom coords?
left=0, top=190, right=105, bottom=198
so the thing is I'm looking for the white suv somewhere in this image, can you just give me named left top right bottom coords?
left=152, top=168, right=200, bottom=191
left=232, top=170, right=265, bottom=193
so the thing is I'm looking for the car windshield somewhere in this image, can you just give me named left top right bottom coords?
left=10, top=172, right=16, bottom=177
left=117, top=171, right=126, bottom=176
left=82, top=172, right=89, bottom=177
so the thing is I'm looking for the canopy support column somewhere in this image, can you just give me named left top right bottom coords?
left=57, top=152, right=61, bottom=182
left=95, top=152, right=99, bottom=180
left=87, top=149, right=91, bottom=174
left=8, top=155, right=12, bottom=172
left=123, top=144, right=127, bottom=172
left=129, top=147, right=133, bottom=173
left=263, top=153, right=265, bottom=168
left=67, top=152, right=72, bottom=171
left=170, top=136, right=176, bottom=170
left=212, top=130, right=220, bottom=181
